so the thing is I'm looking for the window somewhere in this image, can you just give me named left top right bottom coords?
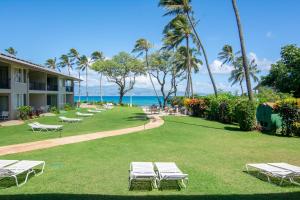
left=23, top=94, right=27, bottom=106
left=23, top=69, right=27, bottom=83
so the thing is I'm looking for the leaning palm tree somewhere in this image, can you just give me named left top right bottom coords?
left=158, top=0, right=218, bottom=97
left=78, top=55, right=89, bottom=101
left=91, top=51, right=105, bottom=102
left=59, top=54, right=74, bottom=75
left=231, top=0, right=253, bottom=101
left=132, top=38, right=162, bottom=107
left=45, top=58, right=59, bottom=71
left=68, top=48, right=82, bottom=104
left=163, top=14, right=194, bottom=97
left=174, top=46, right=202, bottom=95
left=5, top=47, right=18, bottom=56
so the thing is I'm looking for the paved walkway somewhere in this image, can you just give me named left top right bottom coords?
left=0, top=120, right=24, bottom=127
left=0, top=115, right=163, bottom=156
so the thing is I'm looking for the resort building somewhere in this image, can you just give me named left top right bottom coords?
left=0, top=53, right=80, bottom=120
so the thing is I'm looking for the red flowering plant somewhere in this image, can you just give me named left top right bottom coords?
left=184, top=98, right=208, bottom=117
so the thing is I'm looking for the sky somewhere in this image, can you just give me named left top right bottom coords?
left=1, top=0, right=299, bottom=96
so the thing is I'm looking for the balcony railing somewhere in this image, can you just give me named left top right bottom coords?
left=47, top=85, right=58, bottom=91
left=65, top=86, right=74, bottom=92
left=0, top=81, right=10, bottom=89
left=29, top=82, right=46, bottom=90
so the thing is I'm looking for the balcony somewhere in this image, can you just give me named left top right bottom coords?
left=47, top=85, right=58, bottom=91
left=0, top=80, right=10, bottom=89
left=65, top=86, right=74, bottom=92
left=29, top=82, right=46, bottom=90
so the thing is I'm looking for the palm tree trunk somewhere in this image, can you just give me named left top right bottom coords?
left=240, top=81, right=244, bottom=95
left=232, top=0, right=253, bottom=101
left=78, top=71, right=81, bottom=107
left=186, top=36, right=192, bottom=98
left=100, top=73, right=103, bottom=103
left=146, top=51, right=162, bottom=107
left=186, top=13, right=218, bottom=97
left=86, top=66, right=88, bottom=102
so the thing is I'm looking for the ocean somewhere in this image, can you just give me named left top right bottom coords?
left=74, top=96, right=164, bottom=106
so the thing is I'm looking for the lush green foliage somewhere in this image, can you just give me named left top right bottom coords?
left=63, top=103, right=74, bottom=111
left=256, top=86, right=293, bottom=104
left=275, top=98, right=299, bottom=136
left=17, top=106, right=32, bottom=120
left=1, top=116, right=300, bottom=199
left=50, top=106, right=60, bottom=114
left=235, top=100, right=256, bottom=131
left=261, top=44, right=300, bottom=97
left=92, top=52, right=145, bottom=104
left=168, top=96, right=185, bottom=107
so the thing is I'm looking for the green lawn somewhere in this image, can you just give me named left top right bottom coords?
left=0, top=107, right=148, bottom=146
left=0, top=115, right=300, bottom=200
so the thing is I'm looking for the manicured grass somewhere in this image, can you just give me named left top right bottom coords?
left=0, top=107, right=148, bottom=146
left=0, top=115, right=300, bottom=200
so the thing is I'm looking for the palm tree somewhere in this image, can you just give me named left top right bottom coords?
left=59, top=54, right=74, bottom=75
left=78, top=55, right=89, bottom=101
left=45, top=58, right=59, bottom=71
left=231, top=0, right=253, bottom=101
left=5, top=47, right=17, bottom=56
left=91, top=51, right=105, bottom=102
left=68, top=48, right=82, bottom=104
left=132, top=38, right=162, bottom=107
left=158, top=0, right=218, bottom=97
left=174, top=46, right=202, bottom=95
left=229, top=57, right=260, bottom=95
left=163, top=14, right=194, bottom=97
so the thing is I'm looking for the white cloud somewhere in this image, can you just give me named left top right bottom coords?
left=201, top=60, right=233, bottom=74
left=248, top=52, right=273, bottom=71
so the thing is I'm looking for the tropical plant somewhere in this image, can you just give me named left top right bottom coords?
left=219, top=45, right=260, bottom=94
left=5, top=47, right=18, bottom=56
left=231, top=0, right=253, bottom=101
left=77, top=55, right=89, bottom=100
left=17, top=106, right=32, bottom=120
left=148, top=51, right=185, bottom=107
left=59, top=54, right=74, bottom=75
left=45, top=58, right=59, bottom=71
left=261, top=44, right=300, bottom=97
left=68, top=48, right=82, bottom=103
left=158, top=0, right=218, bottom=97
left=92, top=52, right=145, bottom=104
left=132, top=38, right=162, bottom=107
left=91, top=51, right=105, bottom=102
left=234, top=99, right=256, bottom=131
left=162, top=14, right=194, bottom=97
left=174, top=46, right=201, bottom=95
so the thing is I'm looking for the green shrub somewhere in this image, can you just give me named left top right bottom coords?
left=218, top=100, right=235, bottom=124
left=235, top=100, right=256, bottom=131
left=50, top=106, right=60, bottom=114
left=18, top=106, right=32, bottom=120
left=256, top=86, right=293, bottom=104
left=64, top=103, right=74, bottom=111
left=184, top=98, right=207, bottom=117
left=275, top=98, right=299, bottom=136
left=169, top=96, right=185, bottom=107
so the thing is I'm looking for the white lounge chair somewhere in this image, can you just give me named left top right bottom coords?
left=129, top=162, right=157, bottom=190
left=87, top=109, right=102, bottom=113
left=76, top=112, right=94, bottom=117
left=59, top=116, right=82, bottom=123
left=268, top=163, right=300, bottom=185
left=0, top=111, right=9, bottom=120
left=0, top=160, right=18, bottom=168
left=95, top=108, right=106, bottom=111
left=154, top=162, right=188, bottom=189
left=0, top=160, right=45, bottom=187
left=28, top=122, right=63, bottom=132
left=246, top=163, right=295, bottom=185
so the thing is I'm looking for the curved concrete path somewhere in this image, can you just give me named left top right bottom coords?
left=0, top=115, right=163, bottom=156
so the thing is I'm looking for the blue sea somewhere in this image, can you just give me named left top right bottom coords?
left=74, top=96, right=164, bottom=106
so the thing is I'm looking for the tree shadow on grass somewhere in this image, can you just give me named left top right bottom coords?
left=1, top=192, right=300, bottom=200
left=127, top=113, right=149, bottom=122
left=243, top=171, right=300, bottom=187
left=164, top=119, right=226, bottom=131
